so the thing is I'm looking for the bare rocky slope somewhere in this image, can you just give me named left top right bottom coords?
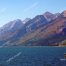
left=0, top=10, right=66, bottom=46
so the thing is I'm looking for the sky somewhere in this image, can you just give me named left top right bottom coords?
left=0, top=0, right=66, bottom=27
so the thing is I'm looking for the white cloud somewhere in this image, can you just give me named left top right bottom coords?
left=23, top=2, right=39, bottom=12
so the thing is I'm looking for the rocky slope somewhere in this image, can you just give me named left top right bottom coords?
left=0, top=10, right=66, bottom=46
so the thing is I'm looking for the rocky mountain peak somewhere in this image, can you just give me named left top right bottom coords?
left=23, top=18, right=31, bottom=23
left=43, top=12, right=55, bottom=21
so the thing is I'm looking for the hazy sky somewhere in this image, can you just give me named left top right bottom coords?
left=0, top=0, right=66, bottom=27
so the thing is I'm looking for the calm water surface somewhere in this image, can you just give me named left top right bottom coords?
left=0, top=46, right=66, bottom=66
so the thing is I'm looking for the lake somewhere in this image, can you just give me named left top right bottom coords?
left=0, top=46, right=66, bottom=66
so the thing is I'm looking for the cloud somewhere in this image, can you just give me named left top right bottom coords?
left=23, top=2, right=39, bottom=12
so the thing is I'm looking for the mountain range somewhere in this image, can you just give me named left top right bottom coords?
left=0, top=10, right=66, bottom=46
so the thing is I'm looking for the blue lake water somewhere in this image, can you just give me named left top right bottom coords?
left=0, top=46, right=66, bottom=66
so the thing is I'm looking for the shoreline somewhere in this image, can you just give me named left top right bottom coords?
left=0, top=45, right=66, bottom=48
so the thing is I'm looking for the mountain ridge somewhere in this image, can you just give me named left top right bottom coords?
left=0, top=10, right=66, bottom=46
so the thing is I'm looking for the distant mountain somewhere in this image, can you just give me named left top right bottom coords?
left=0, top=10, right=66, bottom=46
left=43, top=12, right=60, bottom=21
left=14, top=10, right=66, bottom=46
left=0, top=19, right=23, bottom=31
left=23, top=18, right=31, bottom=23
left=61, top=10, right=66, bottom=17
left=0, top=19, right=23, bottom=41
left=25, top=15, right=48, bottom=32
